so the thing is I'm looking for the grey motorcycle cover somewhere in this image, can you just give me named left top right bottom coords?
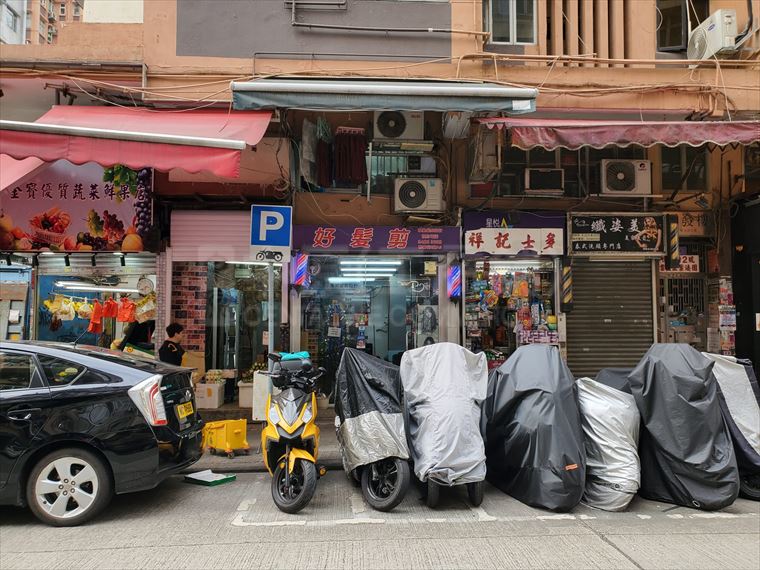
left=629, top=344, right=739, bottom=510
left=576, top=376, right=641, bottom=511
left=400, top=343, right=487, bottom=486
left=335, top=348, right=409, bottom=473
left=481, top=345, right=586, bottom=512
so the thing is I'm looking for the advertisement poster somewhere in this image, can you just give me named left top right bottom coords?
left=658, top=254, right=700, bottom=274
left=0, top=161, right=152, bottom=253
left=569, top=213, right=665, bottom=255
left=676, top=211, right=713, bottom=238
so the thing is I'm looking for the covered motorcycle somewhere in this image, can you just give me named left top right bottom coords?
left=481, top=344, right=586, bottom=512
left=703, top=352, right=760, bottom=500
left=576, top=374, right=640, bottom=511
left=400, top=342, right=487, bottom=507
left=335, top=348, right=411, bottom=511
left=628, top=344, right=739, bottom=510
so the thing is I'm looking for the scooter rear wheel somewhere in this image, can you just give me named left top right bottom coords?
left=426, top=479, right=440, bottom=508
left=272, top=459, right=317, bottom=514
left=361, top=458, right=410, bottom=512
left=467, top=481, right=484, bottom=507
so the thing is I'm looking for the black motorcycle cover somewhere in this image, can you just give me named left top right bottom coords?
left=628, top=344, right=739, bottom=510
left=481, top=344, right=586, bottom=512
left=335, top=348, right=409, bottom=472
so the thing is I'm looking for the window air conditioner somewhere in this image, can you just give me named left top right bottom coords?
left=393, top=178, right=444, bottom=214
left=600, top=159, right=652, bottom=196
left=687, top=9, right=737, bottom=63
left=524, top=168, right=564, bottom=195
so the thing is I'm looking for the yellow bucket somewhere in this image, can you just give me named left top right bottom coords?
left=201, top=419, right=250, bottom=457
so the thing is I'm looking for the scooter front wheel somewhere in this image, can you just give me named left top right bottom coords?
left=272, top=459, right=317, bottom=514
left=361, top=458, right=410, bottom=512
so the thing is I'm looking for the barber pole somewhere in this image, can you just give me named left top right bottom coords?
left=291, top=252, right=309, bottom=287
left=665, top=215, right=681, bottom=271
left=560, top=260, right=573, bottom=313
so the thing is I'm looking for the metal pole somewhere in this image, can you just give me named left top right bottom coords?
left=268, top=262, right=275, bottom=359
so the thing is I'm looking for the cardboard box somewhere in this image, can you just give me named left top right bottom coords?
left=195, top=383, right=224, bottom=409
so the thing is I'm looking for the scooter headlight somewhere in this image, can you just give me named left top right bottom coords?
left=268, top=405, right=280, bottom=425
left=301, top=402, right=313, bottom=424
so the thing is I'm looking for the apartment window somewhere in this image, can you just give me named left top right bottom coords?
left=487, top=0, right=536, bottom=45
left=4, top=6, right=20, bottom=32
left=657, top=0, right=709, bottom=51
left=661, top=145, right=708, bottom=192
left=73, top=3, right=80, bottom=17
left=59, top=3, right=65, bottom=18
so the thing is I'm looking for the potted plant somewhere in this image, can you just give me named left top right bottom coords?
left=237, top=367, right=255, bottom=409
left=196, top=369, right=225, bottom=409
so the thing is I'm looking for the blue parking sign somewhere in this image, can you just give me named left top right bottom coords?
left=250, top=205, right=292, bottom=262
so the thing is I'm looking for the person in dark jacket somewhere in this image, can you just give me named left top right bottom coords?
left=158, top=323, right=185, bottom=366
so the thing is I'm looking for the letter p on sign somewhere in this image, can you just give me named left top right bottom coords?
left=260, top=212, right=284, bottom=241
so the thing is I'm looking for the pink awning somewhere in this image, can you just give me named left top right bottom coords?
left=0, top=155, right=47, bottom=191
left=477, top=117, right=760, bottom=151
left=0, top=107, right=272, bottom=178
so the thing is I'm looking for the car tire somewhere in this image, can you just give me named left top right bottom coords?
left=26, top=448, right=112, bottom=527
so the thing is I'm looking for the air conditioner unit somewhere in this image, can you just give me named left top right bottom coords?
left=524, top=168, right=564, bottom=195
left=601, top=159, right=652, bottom=196
left=394, top=178, right=444, bottom=214
left=687, top=9, right=737, bottom=62
left=374, top=111, right=425, bottom=141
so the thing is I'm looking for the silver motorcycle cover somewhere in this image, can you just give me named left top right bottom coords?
left=576, top=376, right=641, bottom=511
left=400, top=342, right=488, bottom=486
left=334, top=348, right=409, bottom=473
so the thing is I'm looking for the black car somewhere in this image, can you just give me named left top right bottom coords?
left=0, top=341, right=203, bottom=526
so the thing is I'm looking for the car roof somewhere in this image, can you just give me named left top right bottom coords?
left=0, top=341, right=192, bottom=378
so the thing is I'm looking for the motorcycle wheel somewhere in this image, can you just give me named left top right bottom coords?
left=426, top=479, right=440, bottom=508
left=740, top=473, right=760, bottom=501
left=271, top=459, right=317, bottom=514
left=360, top=458, right=410, bottom=512
left=467, top=481, right=484, bottom=507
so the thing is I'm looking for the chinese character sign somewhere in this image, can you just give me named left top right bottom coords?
left=464, top=228, right=564, bottom=256
left=570, top=214, right=665, bottom=255
left=659, top=254, right=700, bottom=273
left=1, top=161, right=152, bottom=253
left=294, top=226, right=460, bottom=253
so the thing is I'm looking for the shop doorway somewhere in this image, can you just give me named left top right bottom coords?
left=299, top=256, right=441, bottom=390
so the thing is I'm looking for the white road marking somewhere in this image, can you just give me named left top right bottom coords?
left=667, top=514, right=684, bottom=519
left=537, top=514, right=576, bottom=521
left=473, top=507, right=497, bottom=522
left=637, top=514, right=652, bottom=519
left=349, top=493, right=367, bottom=515
left=335, top=518, right=385, bottom=525
left=577, top=514, right=597, bottom=520
left=237, top=499, right=256, bottom=512
left=689, top=512, right=737, bottom=519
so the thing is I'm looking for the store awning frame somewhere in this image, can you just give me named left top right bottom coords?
left=0, top=107, right=273, bottom=178
left=232, top=78, right=538, bottom=113
left=476, top=117, right=760, bottom=150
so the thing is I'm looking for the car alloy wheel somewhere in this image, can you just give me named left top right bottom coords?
left=33, top=456, right=100, bottom=521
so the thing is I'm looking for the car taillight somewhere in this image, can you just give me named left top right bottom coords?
left=128, top=374, right=168, bottom=427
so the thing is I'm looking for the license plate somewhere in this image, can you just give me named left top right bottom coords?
left=176, top=401, right=194, bottom=419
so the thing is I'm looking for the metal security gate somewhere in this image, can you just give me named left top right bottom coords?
left=566, top=259, right=654, bottom=378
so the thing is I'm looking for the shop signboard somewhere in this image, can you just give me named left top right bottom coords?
left=658, top=254, right=700, bottom=274
left=569, top=213, right=666, bottom=256
left=676, top=211, right=713, bottom=238
left=0, top=161, right=153, bottom=253
left=293, top=225, right=460, bottom=253
left=462, top=210, right=565, bottom=231
left=464, top=228, right=564, bottom=256
left=250, top=205, right=292, bottom=263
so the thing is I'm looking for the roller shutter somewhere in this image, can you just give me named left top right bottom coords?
left=566, top=259, right=654, bottom=378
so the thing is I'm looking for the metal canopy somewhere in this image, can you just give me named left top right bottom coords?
left=232, top=78, right=538, bottom=113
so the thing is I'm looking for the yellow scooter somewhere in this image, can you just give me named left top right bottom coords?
left=261, top=353, right=326, bottom=513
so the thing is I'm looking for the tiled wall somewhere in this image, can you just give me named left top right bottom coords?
left=170, top=261, right=207, bottom=352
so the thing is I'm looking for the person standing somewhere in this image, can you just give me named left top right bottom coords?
left=158, top=323, right=185, bottom=366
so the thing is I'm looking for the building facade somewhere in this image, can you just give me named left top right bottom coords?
left=1, top=1, right=759, bottom=387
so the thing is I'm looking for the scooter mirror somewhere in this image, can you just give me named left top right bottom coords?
left=268, top=353, right=282, bottom=363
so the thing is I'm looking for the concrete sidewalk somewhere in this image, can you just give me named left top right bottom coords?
left=187, top=415, right=342, bottom=474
